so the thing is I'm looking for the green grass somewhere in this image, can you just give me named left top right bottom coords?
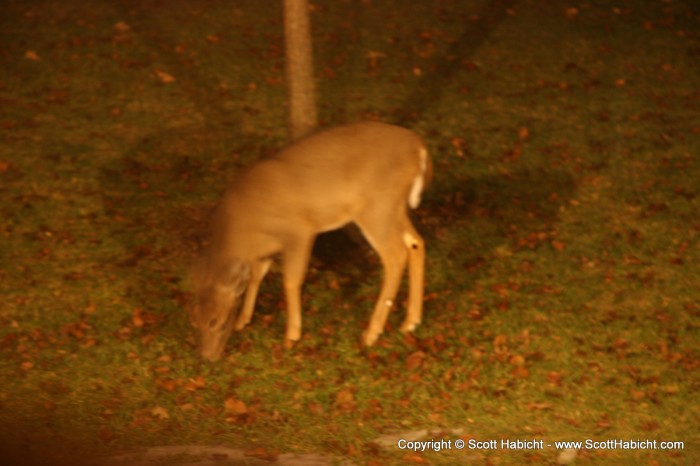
left=1, top=0, right=699, bottom=464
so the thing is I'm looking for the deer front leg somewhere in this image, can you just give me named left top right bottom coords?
left=281, top=237, right=314, bottom=346
left=234, top=258, right=272, bottom=330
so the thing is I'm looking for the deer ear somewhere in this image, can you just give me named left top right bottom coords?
left=218, top=259, right=250, bottom=295
left=233, top=260, right=251, bottom=279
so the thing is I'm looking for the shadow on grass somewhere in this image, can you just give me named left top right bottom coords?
left=311, top=167, right=576, bottom=309
left=395, top=0, right=518, bottom=125
left=108, top=0, right=249, bottom=135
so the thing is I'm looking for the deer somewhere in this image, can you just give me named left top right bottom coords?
left=189, top=121, right=431, bottom=361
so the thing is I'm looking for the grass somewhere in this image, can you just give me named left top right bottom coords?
left=1, top=0, right=699, bottom=464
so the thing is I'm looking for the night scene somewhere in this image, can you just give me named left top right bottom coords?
left=0, top=0, right=698, bottom=465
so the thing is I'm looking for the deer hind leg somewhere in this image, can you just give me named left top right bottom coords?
left=234, top=258, right=272, bottom=331
left=400, top=222, right=424, bottom=333
left=356, top=210, right=418, bottom=347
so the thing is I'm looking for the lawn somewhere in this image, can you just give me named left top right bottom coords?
left=0, top=0, right=698, bottom=465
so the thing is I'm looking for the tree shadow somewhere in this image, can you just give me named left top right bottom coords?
left=108, top=0, right=248, bottom=135
left=395, top=0, right=517, bottom=125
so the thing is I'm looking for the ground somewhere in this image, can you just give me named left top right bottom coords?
left=0, top=0, right=698, bottom=465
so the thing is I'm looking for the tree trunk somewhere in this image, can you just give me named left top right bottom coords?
left=284, top=0, right=318, bottom=141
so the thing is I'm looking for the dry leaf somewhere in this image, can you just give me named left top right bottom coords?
left=402, top=452, right=428, bottom=463
left=151, top=406, right=169, bottom=420
left=551, top=240, right=566, bottom=251
left=547, top=371, right=564, bottom=386
left=224, top=397, right=248, bottom=415
left=184, top=375, right=206, bottom=391
left=25, top=50, right=40, bottom=61
left=178, top=403, right=194, bottom=412
left=405, top=351, right=426, bottom=370
left=366, top=50, right=386, bottom=68
left=493, top=334, right=508, bottom=352
left=335, top=388, right=356, bottom=411
left=509, top=354, right=525, bottom=366
left=526, top=402, right=552, bottom=411
left=114, top=21, right=131, bottom=33
left=132, top=308, right=145, bottom=327
left=156, top=378, right=177, bottom=392
left=155, top=70, right=176, bottom=84
left=661, top=384, right=679, bottom=395
left=564, top=7, right=579, bottom=20
left=596, top=414, right=612, bottom=429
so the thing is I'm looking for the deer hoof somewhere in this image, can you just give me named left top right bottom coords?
left=362, top=330, right=379, bottom=347
left=400, top=320, right=420, bottom=333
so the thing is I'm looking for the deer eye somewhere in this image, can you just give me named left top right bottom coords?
left=208, top=318, right=218, bottom=328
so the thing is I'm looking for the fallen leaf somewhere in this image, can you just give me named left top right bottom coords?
left=493, top=334, right=508, bottom=352
left=551, top=240, right=566, bottom=251
left=155, top=70, right=176, bottom=84
left=402, top=452, right=428, bottom=463
left=596, top=413, right=612, bottom=430
left=405, top=351, right=426, bottom=370
left=450, top=137, right=466, bottom=157
left=132, top=308, right=145, bottom=327
left=224, top=397, right=248, bottom=415
left=25, top=50, right=40, bottom=61
left=640, top=420, right=659, bottom=432
left=509, top=354, right=525, bottom=366
left=156, top=378, right=177, bottom=392
left=366, top=50, right=386, bottom=68
left=335, top=388, right=356, bottom=411
left=308, top=402, right=324, bottom=415
left=564, top=7, right=579, bottom=20
left=151, top=406, right=169, bottom=420
left=504, top=142, right=522, bottom=161
left=526, top=402, right=552, bottom=411
left=547, top=371, right=564, bottom=385
left=661, top=384, right=679, bottom=395
left=114, top=21, right=131, bottom=33
left=184, top=375, right=206, bottom=391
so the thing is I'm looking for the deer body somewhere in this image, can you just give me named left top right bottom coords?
left=191, top=122, right=431, bottom=361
